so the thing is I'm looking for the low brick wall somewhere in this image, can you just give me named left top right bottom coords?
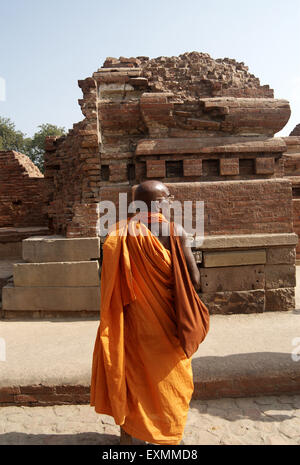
left=0, top=151, right=47, bottom=228
left=1, top=373, right=300, bottom=406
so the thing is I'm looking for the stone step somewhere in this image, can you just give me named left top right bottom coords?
left=22, top=236, right=100, bottom=263
left=13, top=261, right=100, bottom=287
left=0, top=260, right=25, bottom=303
left=0, top=311, right=299, bottom=405
left=2, top=285, right=100, bottom=311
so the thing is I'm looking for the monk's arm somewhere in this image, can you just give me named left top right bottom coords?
left=175, top=224, right=201, bottom=291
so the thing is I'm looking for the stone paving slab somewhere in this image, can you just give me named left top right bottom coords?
left=0, top=395, right=299, bottom=445
left=0, top=311, right=300, bottom=402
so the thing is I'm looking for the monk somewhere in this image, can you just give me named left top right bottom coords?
left=90, top=180, right=203, bottom=445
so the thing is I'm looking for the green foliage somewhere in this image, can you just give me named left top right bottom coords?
left=0, top=118, right=66, bottom=173
left=26, top=123, right=66, bottom=172
left=0, top=117, right=27, bottom=153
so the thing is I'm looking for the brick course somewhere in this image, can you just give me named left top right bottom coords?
left=0, top=151, right=47, bottom=228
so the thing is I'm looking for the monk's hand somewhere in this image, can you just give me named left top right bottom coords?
left=175, top=223, right=201, bottom=291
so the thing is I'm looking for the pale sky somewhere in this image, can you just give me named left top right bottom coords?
left=0, top=0, right=299, bottom=137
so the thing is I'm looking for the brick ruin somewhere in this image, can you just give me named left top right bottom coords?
left=44, top=52, right=291, bottom=238
left=0, top=150, right=49, bottom=259
left=0, top=150, right=47, bottom=229
left=282, top=127, right=300, bottom=258
left=2, top=52, right=299, bottom=316
left=290, top=124, right=300, bottom=136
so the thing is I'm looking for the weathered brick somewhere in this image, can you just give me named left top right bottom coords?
left=266, top=247, right=296, bottom=264
left=255, top=157, right=275, bottom=174
left=265, top=264, right=296, bottom=289
left=183, top=159, right=202, bottom=176
left=199, top=289, right=265, bottom=314
left=146, top=160, right=166, bottom=178
left=219, top=158, right=239, bottom=175
left=200, top=265, right=265, bottom=293
left=55, top=385, right=89, bottom=395
left=14, top=394, right=38, bottom=404
left=0, top=151, right=47, bottom=228
left=265, top=287, right=295, bottom=311
left=19, top=385, right=55, bottom=395
left=109, top=163, right=128, bottom=182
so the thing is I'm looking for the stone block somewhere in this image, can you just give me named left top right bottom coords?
left=183, top=159, right=202, bottom=176
left=2, top=285, right=100, bottom=311
left=203, top=249, right=266, bottom=267
left=146, top=160, right=165, bottom=178
left=136, top=137, right=286, bottom=156
left=255, top=157, right=275, bottom=174
left=199, top=290, right=265, bottom=314
left=265, top=288, right=295, bottom=311
left=13, top=261, right=100, bottom=287
left=283, top=154, right=300, bottom=176
left=219, top=158, right=239, bottom=175
left=200, top=265, right=265, bottom=293
left=0, top=242, right=22, bottom=259
left=109, top=163, right=128, bottom=182
left=22, top=236, right=100, bottom=263
left=194, top=233, right=298, bottom=250
left=266, top=247, right=296, bottom=264
left=265, top=264, right=296, bottom=289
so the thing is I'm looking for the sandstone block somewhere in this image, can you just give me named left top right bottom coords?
left=2, top=285, right=100, bottom=311
left=255, top=157, right=275, bottom=174
left=22, top=236, right=100, bottom=263
left=265, top=288, right=295, bottom=311
left=265, top=264, right=296, bottom=289
left=199, top=289, right=265, bottom=314
left=193, top=233, right=298, bottom=250
left=136, top=137, right=286, bottom=156
left=219, top=158, right=239, bottom=175
left=283, top=154, right=300, bottom=176
left=146, top=160, right=166, bottom=178
left=266, top=247, right=296, bottom=264
left=200, top=265, right=264, bottom=292
left=203, top=249, right=266, bottom=267
left=109, top=163, right=128, bottom=182
left=13, top=261, right=100, bottom=287
left=183, top=159, right=202, bottom=176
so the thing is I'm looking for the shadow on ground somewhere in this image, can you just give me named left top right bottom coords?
left=0, top=432, right=148, bottom=446
left=0, top=432, right=118, bottom=445
left=192, top=351, right=300, bottom=423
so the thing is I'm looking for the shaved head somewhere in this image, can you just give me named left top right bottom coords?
left=134, top=180, right=170, bottom=209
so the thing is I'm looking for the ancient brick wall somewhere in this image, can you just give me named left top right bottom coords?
left=44, top=78, right=100, bottom=237
left=290, top=124, right=300, bottom=136
left=282, top=136, right=300, bottom=257
left=103, top=52, right=274, bottom=98
left=0, top=151, right=47, bottom=228
left=167, top=179, right=293, bottom=236
left=44, top=52, right=291, bottom=238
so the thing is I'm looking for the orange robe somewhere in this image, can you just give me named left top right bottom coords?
left=90, top=215, right=194, bottom=445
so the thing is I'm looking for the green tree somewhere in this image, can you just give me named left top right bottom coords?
left=26, top=123, right=66, bottom=172
left=0, top=116, right=27, bottom=153
left=0, top=118, right=66, bottom=173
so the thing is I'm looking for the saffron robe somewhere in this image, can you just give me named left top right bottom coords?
left=90, top=214, right=194, bottom=445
